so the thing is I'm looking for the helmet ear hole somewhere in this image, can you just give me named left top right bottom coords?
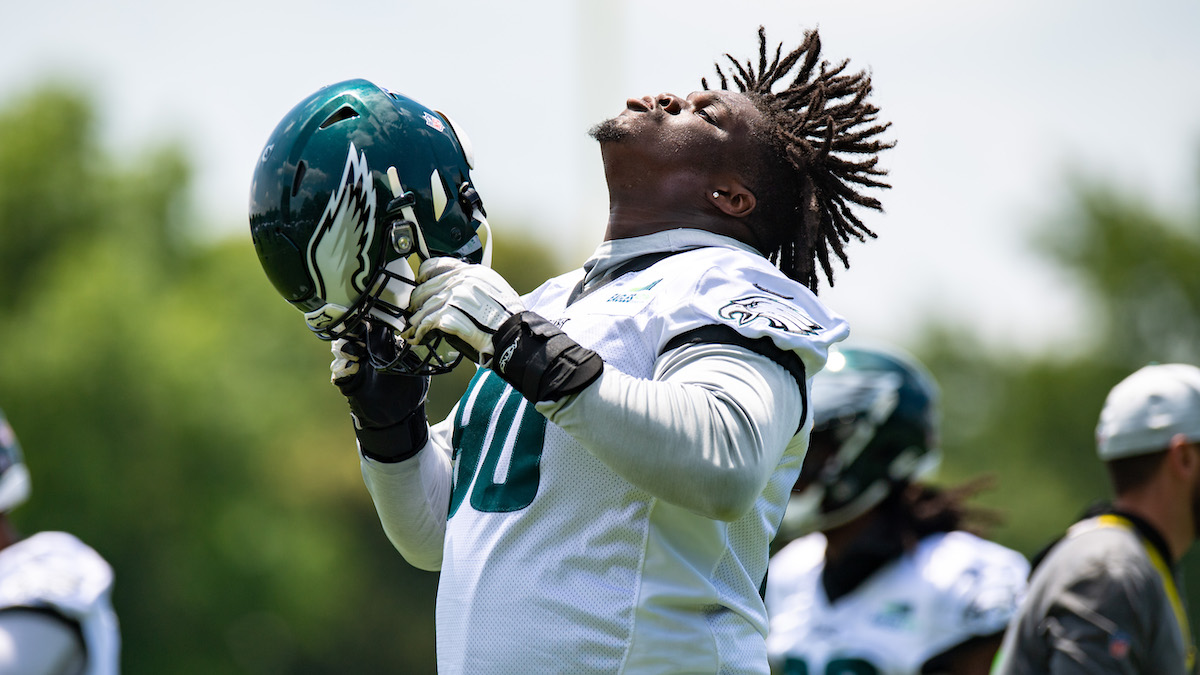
left=291, top=161, right=307, bottom=197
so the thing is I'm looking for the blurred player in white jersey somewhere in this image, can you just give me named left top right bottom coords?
left=0, top=407, right=119, bottom=674
left=250, top=27, right=893, bottom=674
left=766, top=345, right=1029, bottom=675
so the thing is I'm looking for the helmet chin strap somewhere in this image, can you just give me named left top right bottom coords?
left=473, top=210, right=493, bottom=268
left=304, top=302, right=351, bottom=335
left=386, top=165, right=493, bottom=269
left=386, top=167, right=432, bottom=261
left=364, top=257, right=464, bottom=373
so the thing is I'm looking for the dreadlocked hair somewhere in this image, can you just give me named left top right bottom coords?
left=900, top=476, right=1005, bottom=541
left=702, top=26, right=893, bottom=291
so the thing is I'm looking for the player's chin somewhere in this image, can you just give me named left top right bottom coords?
left=588, top=117, right=630, bottom=143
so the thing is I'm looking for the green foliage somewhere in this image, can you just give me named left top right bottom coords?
left=0, top=87, right=100, bottom=315
left=0, top=84, right=564, bottom=674
left=917, top=328, right=1118, bottom=552
left=915, top=170, right=1200, bottom=632
left=1039, top=180, right=1200, bottom=365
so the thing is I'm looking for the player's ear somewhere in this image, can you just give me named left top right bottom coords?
left=709, top=179, right=756, bottom=218
left=1167, top=433, right=1199, bottom=478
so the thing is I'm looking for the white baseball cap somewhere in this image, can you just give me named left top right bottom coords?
left=1096, top=363, right=1200, bottom=460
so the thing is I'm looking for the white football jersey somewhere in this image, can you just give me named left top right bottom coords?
left=433, top=240, right=848, bottom=674
left=0, top=531, right=120, bottom=675
left=765, top=531, right=1028, bottom=675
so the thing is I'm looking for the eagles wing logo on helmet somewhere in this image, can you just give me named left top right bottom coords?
left=718, top=294, right=821, bottom=335
left=305, top=143, right=377, bottom=330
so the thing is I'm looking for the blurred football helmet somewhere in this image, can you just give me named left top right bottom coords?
left=780, top=344, right=941, bottom=538
left=249, top=78, right=491, bottom=375
left=0, top=407, right=31, bottom=513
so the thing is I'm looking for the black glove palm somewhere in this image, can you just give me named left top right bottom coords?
left=332, top=322, right=431, bottom=462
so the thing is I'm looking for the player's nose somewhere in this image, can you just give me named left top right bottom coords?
left=654, top=93, right=683, bottom=114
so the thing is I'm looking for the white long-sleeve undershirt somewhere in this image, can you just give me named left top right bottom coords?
left=537, top=342, right=803, bottom=521
left=361, top=340, right=803, bottom=570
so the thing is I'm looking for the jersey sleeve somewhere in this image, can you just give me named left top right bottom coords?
left=536, top=340, right=804, bottom=521
left=1040, top=563, right=1158, bottom=674
left=0, top=531, right=120, bottom=674
left=532, top=249, right=843, bottom=521
left=0, top=609, right=85, bottom=674
left=662, top=256, right=849, bottom=380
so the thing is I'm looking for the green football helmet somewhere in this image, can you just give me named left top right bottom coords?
left=780, top=344, right=942, bottom=538
left=0, top=406, right=31, bottom=513
left=249, top=78, right=491, bottom=375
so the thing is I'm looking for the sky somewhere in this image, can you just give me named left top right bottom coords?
left=3, top=0, right=1198, bottom=354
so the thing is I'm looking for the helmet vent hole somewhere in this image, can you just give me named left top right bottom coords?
left=319, top=105, right=360, bottom=129
left=291, top=161, right=307, bottom=197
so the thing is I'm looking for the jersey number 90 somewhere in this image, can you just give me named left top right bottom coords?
left=448, top=370, right=547, bottom=516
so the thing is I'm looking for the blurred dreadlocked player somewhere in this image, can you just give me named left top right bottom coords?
left=766, top=345, right=1029, bottom=675
left=251, top=26, right=893, bottom=674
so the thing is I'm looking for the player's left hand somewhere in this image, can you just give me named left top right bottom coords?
left=403, top=257, right=525, bottom=365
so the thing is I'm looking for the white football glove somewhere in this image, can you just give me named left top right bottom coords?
left=330, top=335, right=364, bottom=385
left=403, top=257, right=525, bottom=365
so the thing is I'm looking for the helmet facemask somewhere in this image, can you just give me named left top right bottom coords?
left=358, top=164, right=491, bottom=375
left=303, top=169, right=493, bottom=376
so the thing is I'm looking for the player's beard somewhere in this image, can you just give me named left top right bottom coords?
left=588, top=117, right=628, bottom=143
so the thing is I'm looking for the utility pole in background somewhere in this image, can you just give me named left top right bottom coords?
left=570, top=0, right=626, bottom=259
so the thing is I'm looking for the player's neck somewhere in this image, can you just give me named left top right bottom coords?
left=0, top=515, right=19, bottom=550
left=820, top=509, right=905, bottom=602
left=603, top=203, right=741, bottom=241
left=822, top=509, right=880, bottom=561
left=1113, top=492, right=1195, bottom=563
left=601, top=176, right=757, bottom=246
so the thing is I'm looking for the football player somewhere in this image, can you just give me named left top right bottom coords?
left=765, top=345, right=1029, bottom=675
left=0, top=406, right=120, bottom=674
left=250, top=27, right=892, bottom=674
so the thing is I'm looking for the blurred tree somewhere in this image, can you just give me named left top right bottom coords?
left=913, top=169, right=1200, bottom=628
left=0, top=86, right=102, bottom=315
left=0, top=85, right=564, bottom=674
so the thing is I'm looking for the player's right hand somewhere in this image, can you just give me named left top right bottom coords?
left=403, top=257, right=525, bottom=366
